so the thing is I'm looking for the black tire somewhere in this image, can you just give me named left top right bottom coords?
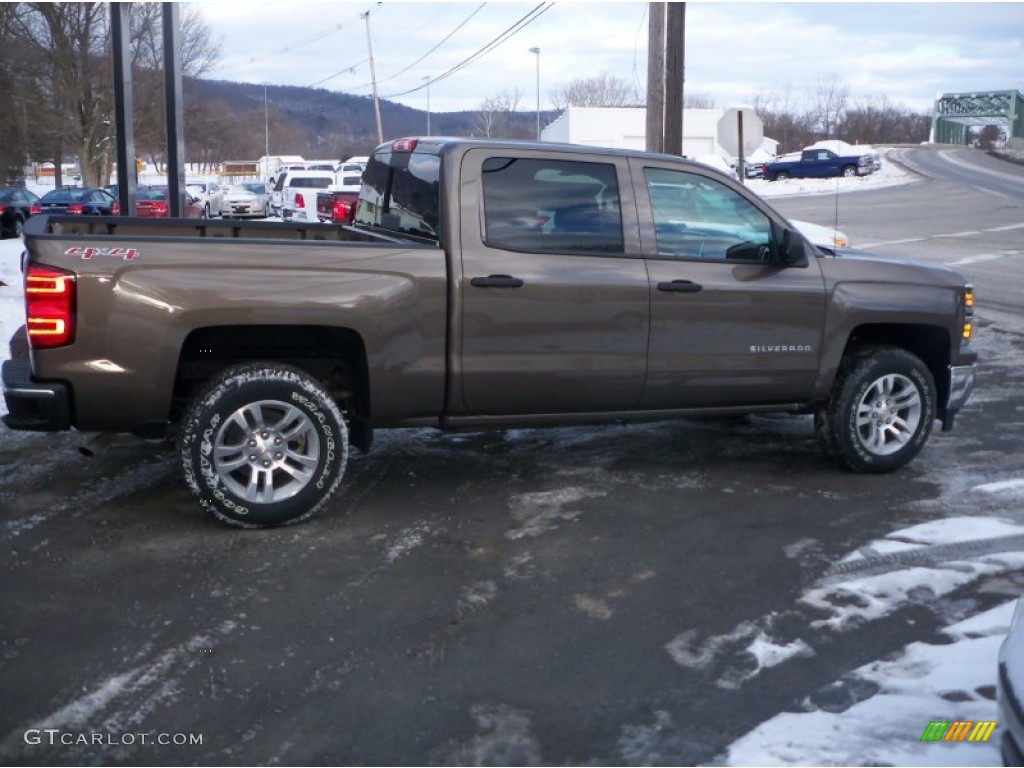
left=841, top=166, right=858, bottom=178
left=203, top=203, right=211, bottom=218
left=180, top=362, right=349, bottom=527
left=819, top=345, right=936, bottom=473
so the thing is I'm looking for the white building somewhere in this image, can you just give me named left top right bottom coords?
left=541, top=106, right=777, bottom=163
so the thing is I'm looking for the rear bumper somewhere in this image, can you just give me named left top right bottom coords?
left=2, top=357, right=72, bottom=431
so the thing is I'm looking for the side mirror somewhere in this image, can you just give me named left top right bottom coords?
left=779, top=228, right=810, bottom=267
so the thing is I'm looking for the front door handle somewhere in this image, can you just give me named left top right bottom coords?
left=470, top=275, right=525, bottom=288
left=657, top=280, right=703, bottom=293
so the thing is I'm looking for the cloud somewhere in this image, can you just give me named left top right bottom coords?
left=193, top=2, right=1024, bottom=114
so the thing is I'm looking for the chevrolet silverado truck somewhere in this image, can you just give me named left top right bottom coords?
left=763, top=146, right=874, bottom=181
left=3, top=137, right=977, bottom=528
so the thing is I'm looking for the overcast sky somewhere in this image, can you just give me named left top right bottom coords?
left=193, top=1, right=1024, bottom=115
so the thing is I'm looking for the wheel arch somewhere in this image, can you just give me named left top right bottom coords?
left=173, top=324, right=370, bottom=442
left=834, top=323, right=951, bottom=406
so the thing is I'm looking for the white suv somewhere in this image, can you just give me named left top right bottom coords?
left=279, top=171, right=337, bottom=222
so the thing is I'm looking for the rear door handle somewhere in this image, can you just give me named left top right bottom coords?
left=657, top=280, right=703, bottom=293
left=470, top=274, right=525, bottom=288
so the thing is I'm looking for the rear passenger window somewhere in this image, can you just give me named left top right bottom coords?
left=481, top=157, right=623, bottom=254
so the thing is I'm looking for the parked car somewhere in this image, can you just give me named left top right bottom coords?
left=0, top=187, right=40, bottom=238
left=999, top=597, right=1024, bottom=765
left=763, top=147, right=874, bottom=181
left=128, top=187, right=205, bottom=218
left=184, top=180, right=224, bottom=218
left=279, top=171, right=336, bottom=222
left=268, top=165, right=308, bottom=214
left=35, top=187, right=116, bottom=216
left=220, top=183, right=269, bottom=219
left=304, top=161, right=338, bottom=172
left=789, top=219, right=849, bottom=253
left=692, top=154, right=739, bottom=181
left=808, top=140, right=882, bottom=172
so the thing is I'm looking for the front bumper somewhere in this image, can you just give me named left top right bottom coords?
left=940, top=362, right=977, bottom=430
left=2, top=357, right=72, bottom=431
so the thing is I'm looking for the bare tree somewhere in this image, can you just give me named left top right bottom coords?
left=0, top=4, right=34, bottom=182
left=684, top=93, right=716, bottom=109
left=810, top=73, right=849, bottom=139
left=473, top=88, right=526, bottom=138
left=549, top=73, right=641, bottom=109
left=4, top=2, right=219, bottom=187
left=753, top=87, right=815, bottom=153
left=841, top=95, right=930, bottom=146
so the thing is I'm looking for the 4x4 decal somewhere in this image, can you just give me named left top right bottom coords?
left=65, top=246, right=139, bottom=261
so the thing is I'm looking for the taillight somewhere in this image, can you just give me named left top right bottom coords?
left=295, top=193, right=305, bottom=208
left=392, top=138, right=418, bottom=152
left=25, top=265, right=76, bottom=348
left=112, top=201, right=120, bottom=215
left=67, top=203, right=84, bottom=214
left=332, top=199, right=353, bottom=223
left=0, top=205, right=6, bottom=214
left=30, top=204, right=41, bottom=214
left=155, top=202, right=168, bottom=216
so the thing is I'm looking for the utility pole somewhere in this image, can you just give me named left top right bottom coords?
left=664, top=2, right=685, bottom=156
left=645, top=3, right=664, bottom=153
left=362, top=11, right=384, bottom=145
left=264, top=83, right=269, bottom=162
left=423, top=76, right=431, bottom=135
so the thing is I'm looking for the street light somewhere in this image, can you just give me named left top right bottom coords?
left=529, top=46, right=540, bottom=140
left=423, top=76, right=431, bottom=136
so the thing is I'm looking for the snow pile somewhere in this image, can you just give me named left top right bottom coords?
left=750, top=148, right=919, bottom=199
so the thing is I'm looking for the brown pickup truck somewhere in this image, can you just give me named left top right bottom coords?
left=3, top=137, right=977, bottom=528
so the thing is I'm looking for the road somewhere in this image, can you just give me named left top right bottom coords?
left=1, top=147, right=1022, bottom=766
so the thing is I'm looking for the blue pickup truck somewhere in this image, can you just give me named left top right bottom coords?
left=763, top=147, right=874, bottom=181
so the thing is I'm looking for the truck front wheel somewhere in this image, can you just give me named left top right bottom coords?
left=180, top=363, right=349, bottom=527
left=817, top=346, right=936, bottom=473
left=841, top=166, right=858, bottom=178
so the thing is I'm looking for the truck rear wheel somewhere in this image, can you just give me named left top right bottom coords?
left=774, top=171, right=790, bottom=181
left=818, top=346, right=936, bottom=473
left=180, top=363, right=349, bottom=527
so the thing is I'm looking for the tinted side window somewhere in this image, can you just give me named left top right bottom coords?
left=644, top=168, right=771, bottom=262
left=481, top=157, right=623, bottom=254
left=355, top=149, right=441, bottom=240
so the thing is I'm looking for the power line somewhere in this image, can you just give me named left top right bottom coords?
left=382, top=3, right=554, bottom=99
left=376, top=3, right=487, bottom=86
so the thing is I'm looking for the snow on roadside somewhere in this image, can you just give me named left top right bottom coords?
left=722, top=600, right=1011, bottom=767
left=0, top=237, right=25, bottom=381
left=749, top=148, right=919, bottom=199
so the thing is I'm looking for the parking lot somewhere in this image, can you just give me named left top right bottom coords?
left=1, top=146, right=1023, bottom=765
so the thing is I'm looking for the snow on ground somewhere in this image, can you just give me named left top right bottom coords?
left=723, top=600, right=1012, bottom=767
left=0, top=236, right=25, bottom=400
left=710, top=511, right=1023, bottom=766
left=749, top=149, right=919, bottom=199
